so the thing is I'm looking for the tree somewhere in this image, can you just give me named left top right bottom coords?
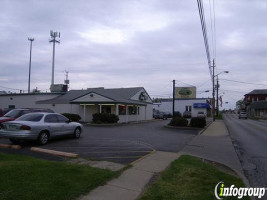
left=236, top=99, right=245, bottom=110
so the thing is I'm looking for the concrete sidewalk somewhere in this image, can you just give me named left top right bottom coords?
left=78, top=151, right=181, bottom=200
left=78, top=120, right=248, bottom=200
left=182, top=120, right=247, bottom=184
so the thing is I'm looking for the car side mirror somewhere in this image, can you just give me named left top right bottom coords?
left=66, top=119, right=71, bottom=123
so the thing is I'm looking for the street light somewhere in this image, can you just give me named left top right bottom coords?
left=215, top=71, right=229, bottom=117
left=28, top=37, right=34, bottom=93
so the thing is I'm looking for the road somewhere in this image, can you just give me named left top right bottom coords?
left=224, top=114, right=267, bottom=188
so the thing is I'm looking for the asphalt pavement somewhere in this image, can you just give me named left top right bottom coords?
left=224, top=114, right=267, bottom=188
left=0, top=119, right=198, bottom=164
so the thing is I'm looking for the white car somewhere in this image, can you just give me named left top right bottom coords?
left=239, top=112, right=247, bottom=119
left=0, top=112, right=83, bottom=145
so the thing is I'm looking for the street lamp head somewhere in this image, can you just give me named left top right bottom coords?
left=224, top=71, right=229, bottom=73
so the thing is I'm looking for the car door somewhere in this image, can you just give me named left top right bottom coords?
left=56, top=114, right=73, bottom=135
left=44, top=114, right=61, bottom=137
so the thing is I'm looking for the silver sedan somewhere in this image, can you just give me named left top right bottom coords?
left=0, top=112, right=83, bottom=145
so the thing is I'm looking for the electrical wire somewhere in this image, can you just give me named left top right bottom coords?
left=220, top=79, right=267, bottom=87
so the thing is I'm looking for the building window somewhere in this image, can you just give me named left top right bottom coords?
left=128, top=106, right=138, bottom=115
left=101, top=106, right=111, bottom=114
left=119, top=105, right=126, bottom=115
left=185, top=106, right=192, bottom=112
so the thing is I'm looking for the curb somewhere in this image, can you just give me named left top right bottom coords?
left=198, top=121, right=213, bottom=135
left=164, top=125, right=201, bottom=131
left=30, top=147, right=79, bottom=158
left=86, top=119, right=162, bottom=127
left=0, top=143, right=21, bottom=149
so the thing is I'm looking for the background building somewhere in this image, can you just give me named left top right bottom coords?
left=153, top=98, right=211, bottom=117
left=245, top=89, right=267, bottom=119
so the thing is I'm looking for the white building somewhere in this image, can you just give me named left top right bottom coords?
left=153, top=98, right=211, bottom=117
left=0, top=87, right=153, bottom=123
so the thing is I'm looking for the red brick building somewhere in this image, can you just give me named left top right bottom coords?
left=244, top=89, right=267, bottom=105
left=245, top=89, right=267, bottom=118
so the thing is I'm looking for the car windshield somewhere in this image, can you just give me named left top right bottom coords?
left=3, top=110, right=21, bottom=118
left=16, top=113, right=44, bottom=122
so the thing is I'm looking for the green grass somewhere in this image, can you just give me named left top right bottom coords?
left=0, top=153, right=119, bottom=200
left=139, top=155, right=250, bottom=200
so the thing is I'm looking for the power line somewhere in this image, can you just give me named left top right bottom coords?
left=220, top=78, right=267, bottom=87
left=197, top=0, right=212, bottom=71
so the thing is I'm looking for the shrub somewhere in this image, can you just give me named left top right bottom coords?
left=92, top=113, right=119, bottom=124
left=61, top=113, right=81, bottom=122
left=169, top=117, right=188, bottom=127
left=190, top=117, right=206, bottom=128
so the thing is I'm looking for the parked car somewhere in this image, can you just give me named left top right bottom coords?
left=154, top=111, right=168, bottom=120
left=183, top=111, right=192, bottom=118
left=0, top=112, right=83, bottom=145
left=0, top=108, right=54, bottom=124
left=197, top=111, right=206, bottom=118
left=239, top=112, right=247, bottom=119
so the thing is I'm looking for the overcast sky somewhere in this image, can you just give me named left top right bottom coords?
left=0, top=0, right=267, bottom=109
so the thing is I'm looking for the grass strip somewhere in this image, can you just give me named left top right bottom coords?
left=139, top=155, right=250, bottom=200
left=0, top=152, right=119, bottom=200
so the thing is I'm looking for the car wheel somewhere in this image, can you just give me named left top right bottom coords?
left=38, top=131, right=49, bottom=145
left=73, top=127, right=81, bottom=139
left=9, top=139, right=20, bottom=145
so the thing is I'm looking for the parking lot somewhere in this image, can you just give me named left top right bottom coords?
left=0, top=120, right=199, bottom=164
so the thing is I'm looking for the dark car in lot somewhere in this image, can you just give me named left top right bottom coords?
left=0, top=108, right=54, bottom=124
left=183, top=111, right=192, bottom=118
left=153, top=110, right=169, bottom=120
left=0, top=112, right=82, bottom=145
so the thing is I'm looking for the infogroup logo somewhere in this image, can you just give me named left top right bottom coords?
left=214, top=181, right=266, bottom=199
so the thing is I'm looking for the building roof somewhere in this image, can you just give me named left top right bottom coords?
left=36, top=87, right=151, bottom=105
left=246, top=89, right=267, bottom=95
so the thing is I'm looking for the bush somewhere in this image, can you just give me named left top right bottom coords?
left=92, top=113, right=119, bottom=124
left=190, top=117, right=206, bottom=128
left=169, top=117, right=188, bottom=127
left=61, top=113, right=81, bottom=122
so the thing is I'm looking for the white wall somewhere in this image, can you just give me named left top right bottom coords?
left=0, top=94, right=59, bottom=110
left=118, top=104, right=153, bottom=123
left=153, top=99, right=209, bottom=117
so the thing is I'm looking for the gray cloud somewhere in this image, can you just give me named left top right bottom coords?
left=0, top=0, right=267, bottom=109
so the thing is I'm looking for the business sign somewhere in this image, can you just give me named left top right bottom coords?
left=193, top=103, right=210, bottom=108
left=175, top=87, right=196, bottom=99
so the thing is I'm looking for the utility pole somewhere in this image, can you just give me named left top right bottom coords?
left=49, top=30, right=60, bottom=87
left=28, top=37, right=34, bottom=93
left=212, top=59, right=215, bottom=121
left=216, top=76, right=219, bottom=117
left=172, top=80, right=175, bottom=117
